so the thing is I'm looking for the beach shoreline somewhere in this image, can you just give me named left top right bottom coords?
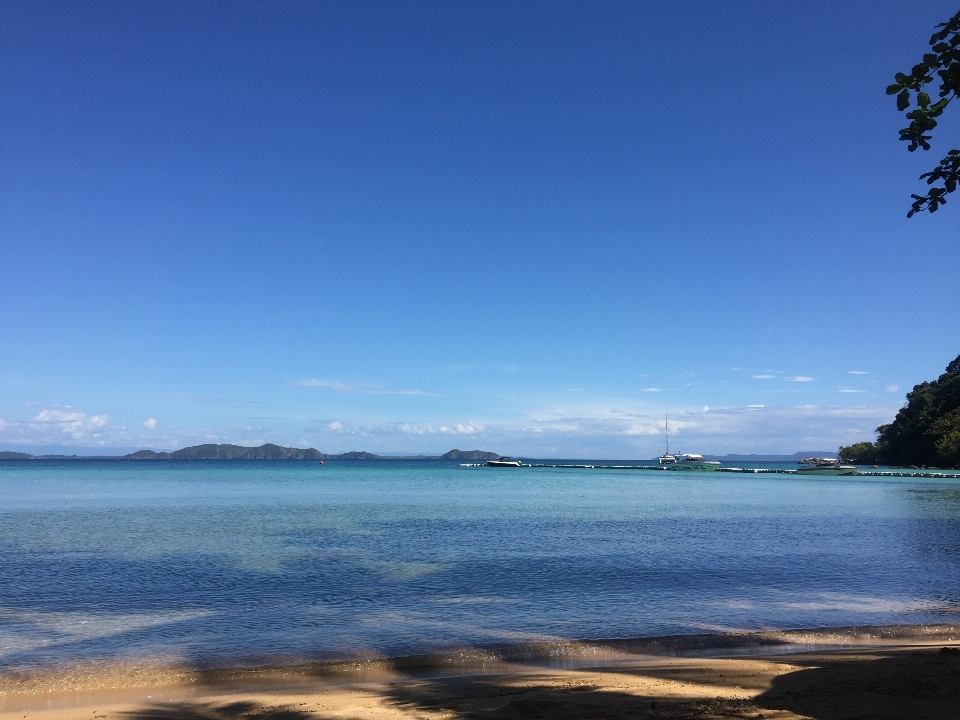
left=3, top=623, right=960, bottom=718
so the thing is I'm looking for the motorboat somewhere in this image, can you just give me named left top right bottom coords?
left=796, top=458, right=858, bottom=475
left=485, top=458, right=523, bottom=467
left=657, top=415, right=720, bottom=471
left=659, top=453, right=721, bottom=471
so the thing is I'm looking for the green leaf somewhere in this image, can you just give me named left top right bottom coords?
left=918, top=91, right=932, bottom=107
left=897, top=89, right=910, bottom=111
left=886, top=83, right=902, bottom=95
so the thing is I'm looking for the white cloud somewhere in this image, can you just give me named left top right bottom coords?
left=291, top=379, right=440, bottom=396
left=847, top=371, right=870, bottom=375
left=839, top=389, right=865, bottom=393
left=0, top=405, right=114, bottom=446
left=786, top=376, right=815, bottom=382
left=642, top=387, right=662, bottom=392
left=752, top=374, right=776, bottom=379
left=439, top=423, right=484, bottom=435
left=0, top=419, right=5, bottom=431
left=32, top=407, right=109, bottom=431
left=886, top=385, right=899, bottom=392
left=315, top=420, right=486, bottom=438
left=503, top=403, right=896, bottom=457
left=142, top=418, right=157, bottom=429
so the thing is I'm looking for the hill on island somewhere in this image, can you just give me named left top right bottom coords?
left=122, top=444, right=501, bottom=461
left=840, top=354, right=960, bottom=467
left=438, top=449, right=501, bottom=460
left=0, top=451, right=87, bottom=460
left=126, top=444, right=325, bottom=460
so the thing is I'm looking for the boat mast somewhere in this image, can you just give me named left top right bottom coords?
left=665, top=414, right=669, bottom=456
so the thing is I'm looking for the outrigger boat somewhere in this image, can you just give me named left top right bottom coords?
left=796, top=457, right=858, bottom=475
left=658, top=415, right=720, bottom=471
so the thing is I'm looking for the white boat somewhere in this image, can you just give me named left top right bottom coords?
left=796, top=458, right=858, bottom=475
left=486, top=458, right=523, bottom=467
left=659, top=453, right=721, bottom=471
left=657, top=415, right=720, bottom=471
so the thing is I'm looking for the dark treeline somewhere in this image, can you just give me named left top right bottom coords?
left=840, top=355, right=960, bottom=467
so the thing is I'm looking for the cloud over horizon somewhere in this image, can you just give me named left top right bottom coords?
left=303, top=403, right=896, bottom=458
left=0, top=406, right=113, bottom=446
left=0, top=401, right=896, bottom=460
left=291, top=379, right=441, bottom=396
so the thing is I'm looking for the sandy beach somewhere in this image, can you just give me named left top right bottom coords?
left=3, top=627, right=960, bottom=720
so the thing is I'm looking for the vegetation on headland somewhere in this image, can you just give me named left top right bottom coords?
left=839, top=354, right=960, bottom=467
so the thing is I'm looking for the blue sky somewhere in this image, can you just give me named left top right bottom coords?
left=2, top=1, right=959, bottom=457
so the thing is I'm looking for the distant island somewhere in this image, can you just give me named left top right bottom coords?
left=123, top=445, right=503, bottom=461
left=0, top=445, right=503, bottom=460
left=126, top=443, right=324, bottom=460
left=0, top=451, right=89, bottom=460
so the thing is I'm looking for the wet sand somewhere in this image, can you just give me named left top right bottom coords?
left=3, top=626, right=960, bottom=720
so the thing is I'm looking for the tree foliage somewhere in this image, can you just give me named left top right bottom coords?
left=887, top=10, right=960, bottom=216
left=839, top=355, right=960, bottom=467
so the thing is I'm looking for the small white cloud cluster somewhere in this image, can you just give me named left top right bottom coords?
left=0, top=405, right=113, bottom=446
left=439, top=423, right=483, bottom=435
left=752, top=373, right=815, bottom=382
left=318, top=420, right=485, bottom=437
left=292, top=379, right=439, bottom=396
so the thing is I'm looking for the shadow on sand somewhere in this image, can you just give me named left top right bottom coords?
left=120, top=700, right=315, bottom=719
left=120, top=647, right=960, bottom=720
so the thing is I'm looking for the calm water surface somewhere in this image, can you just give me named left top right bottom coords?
left=1, top=459, right=959, bottom=670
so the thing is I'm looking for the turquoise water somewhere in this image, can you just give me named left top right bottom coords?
left=1, top=459, right=960, bottom=670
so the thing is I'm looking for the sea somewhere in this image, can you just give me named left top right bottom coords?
left=2, top=459, right=960, bottom=673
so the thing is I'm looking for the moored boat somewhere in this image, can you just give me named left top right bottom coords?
left=658, top=415, right=719, bottom=471
left=796, top=458, right=858, bottom=475
left=659, top=453, right=721, bottom=471
left=486, top=458, right=523, bottom=467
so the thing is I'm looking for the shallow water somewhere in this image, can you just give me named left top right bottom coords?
left=1, top=459, right=959, bottom=671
